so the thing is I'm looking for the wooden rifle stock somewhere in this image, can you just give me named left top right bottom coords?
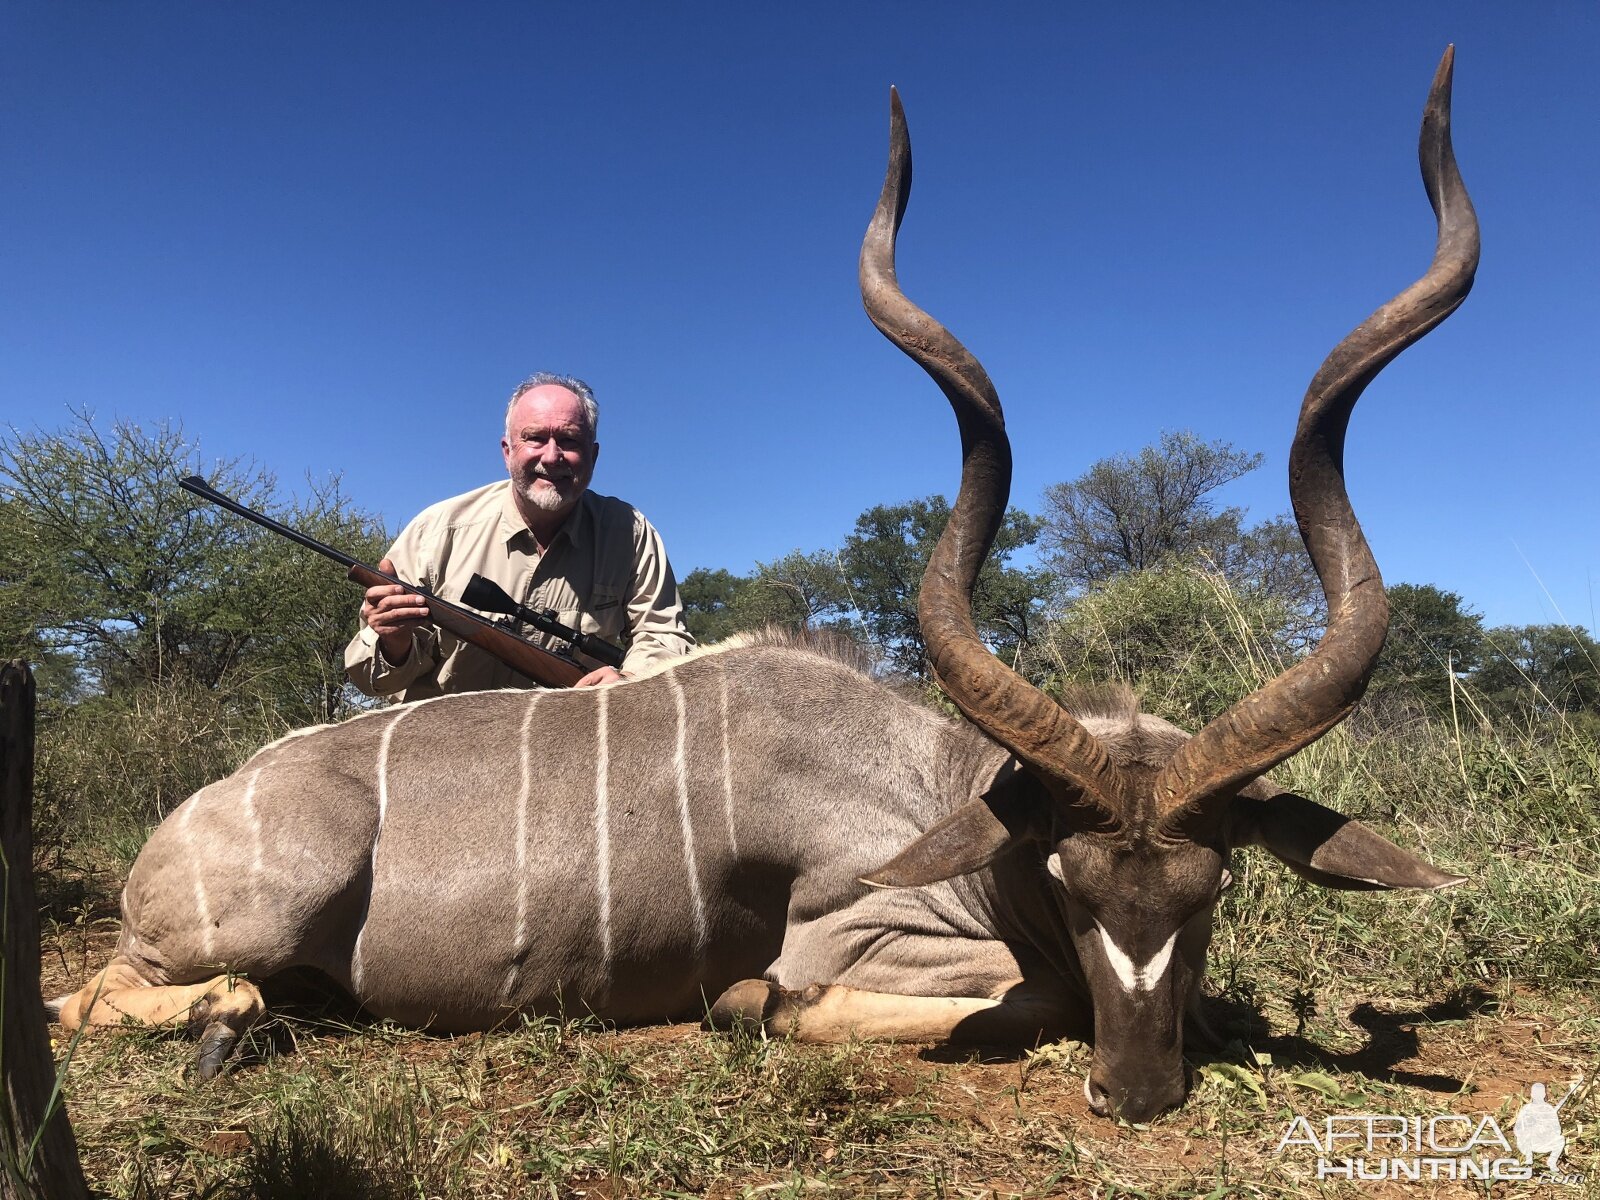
left=178, top=476, right=586, bottom=689
left=343, top=562, right=585, bottom=689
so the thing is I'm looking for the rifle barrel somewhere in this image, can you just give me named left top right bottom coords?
left=179, top=476, right=359, bottom=570
left=178, top=474, right=588, bottom=688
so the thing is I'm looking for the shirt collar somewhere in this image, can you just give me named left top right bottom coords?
left=498, top=481, right=594, bottom=553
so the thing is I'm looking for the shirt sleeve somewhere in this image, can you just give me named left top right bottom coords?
left=620, top=513, right=696, bottom=675
left=342, top=511, right=443, bottom=698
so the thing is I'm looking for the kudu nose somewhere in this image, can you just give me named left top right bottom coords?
left=1084, top=1064, right=1189, bottom=1123
left=1084, top=1075, right=1113, bottom=1118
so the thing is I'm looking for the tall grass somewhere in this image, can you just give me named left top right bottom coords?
left=1032, top=563, right=1600, bottom=1000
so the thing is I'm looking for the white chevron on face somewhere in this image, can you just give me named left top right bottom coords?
left=1093, top=920, right=1179, bottom=993
left=1049, top=854, right=1180, bottom=994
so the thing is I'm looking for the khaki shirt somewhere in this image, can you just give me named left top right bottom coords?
left=344, top=482, right=694, bottom=700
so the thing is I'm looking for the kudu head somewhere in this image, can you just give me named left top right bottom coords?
left=858, top=49, right=1477, bottom=1122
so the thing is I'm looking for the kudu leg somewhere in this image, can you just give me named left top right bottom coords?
left=58, top=960, right=265, bottom=1080
left=709, top=979, right=1072, bottom=1044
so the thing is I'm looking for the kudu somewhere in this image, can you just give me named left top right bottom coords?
left=58, top=50, right=1475, bottom=1121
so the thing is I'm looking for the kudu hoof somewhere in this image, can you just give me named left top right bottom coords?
left=193, top=1022, right=239, bottom=1081
left=706, top=979, right=787, bottom=1033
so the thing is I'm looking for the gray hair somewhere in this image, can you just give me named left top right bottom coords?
left=505, top=373, right=600, bottom=440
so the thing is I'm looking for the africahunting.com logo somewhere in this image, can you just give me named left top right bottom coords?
left=1273, top=1081, right=1584, bottom=1185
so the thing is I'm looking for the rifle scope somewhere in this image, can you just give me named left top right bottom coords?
left=460, top=575, right=626, bottom=670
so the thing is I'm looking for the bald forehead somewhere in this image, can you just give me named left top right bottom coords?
left=506, top=386, right=592, bottom=440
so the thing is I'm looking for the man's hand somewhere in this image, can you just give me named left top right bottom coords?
left=574, top=666, right=628, bottom=688
left=361, top=558, right=430, bottom=663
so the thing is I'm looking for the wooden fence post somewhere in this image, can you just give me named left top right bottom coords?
left=0, top=662, right=88, bottom=1199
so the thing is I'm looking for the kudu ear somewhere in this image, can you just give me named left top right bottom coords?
left=1233, top=792, right=1466, bottom=891
left=860, top=760, right=1041, bottom=889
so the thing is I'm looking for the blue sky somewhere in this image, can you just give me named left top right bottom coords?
left=3, top=2, right=1596, bottom=632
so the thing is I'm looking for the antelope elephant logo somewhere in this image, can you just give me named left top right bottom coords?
left=1513, top=1082, right=1577, bottom=1177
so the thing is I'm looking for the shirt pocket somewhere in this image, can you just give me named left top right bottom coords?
left=583, top=582, right=627, bottom=639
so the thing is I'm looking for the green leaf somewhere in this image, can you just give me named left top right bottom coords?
left=1286, top=1070, right=1363, bottom=1105
left=1198, top=1062, right=1268, bottom=1106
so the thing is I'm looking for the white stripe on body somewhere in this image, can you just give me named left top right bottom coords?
left=669, top=674, right=709, bottom=956
left=351, top=706, right=414, bottom=995
left=501, top=695, right=541, bottom=1003
left=718, top=664, right=738, bottom=856
left=241, top=768, right=265, bottom=910
left=179, top=792, right=216, bottom=960
left=594, top=688, right=613, bottom=989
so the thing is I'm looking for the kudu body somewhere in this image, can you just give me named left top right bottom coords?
left=60, top=51, right=1475, bottom=1120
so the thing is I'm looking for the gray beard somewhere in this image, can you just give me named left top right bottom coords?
left=518, top=476, right=586, bottom=513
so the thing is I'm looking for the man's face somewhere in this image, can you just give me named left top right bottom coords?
left=501, top=386, right=598, bottom=518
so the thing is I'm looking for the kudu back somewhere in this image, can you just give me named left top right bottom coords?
left=59, top=51, right=1474, bottom=1121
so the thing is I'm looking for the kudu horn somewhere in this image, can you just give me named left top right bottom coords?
left=859, top=87, right=1129, bottom=829
left=1154, top=46, right=1480, bottom=827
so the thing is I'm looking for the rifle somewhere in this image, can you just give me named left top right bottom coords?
left=459, top=574, right=624, bottom=669
left=178, top=476, right=622, bottom=689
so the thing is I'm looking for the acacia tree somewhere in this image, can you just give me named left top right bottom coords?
left=738, top=550, right=859, bottom=636
left=225, top=478, right=392, bottom=725
left=1475, top=624, right=1600, bottom=716
left=678, top=568, right=751, bottom=644
left=680, top=553, right=858, bottom=644
left=3, top=414, right=390, bottom=850
left=1203, top=514, right=1325, bottom=648
left=1041, top=431, right=1262, bottom=586
left=841, top=496, right=1051, bottom=676
left=0, top=413, right=386, bottom=723
left=0, top=498, right=75, bottom=703
left=1039, top=431, right=1322, bottom=642
left=679, top=497, right=1050, bottom=676
left=1, top=416, right=276, bottom=698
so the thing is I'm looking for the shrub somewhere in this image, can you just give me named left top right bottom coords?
left=1028, top=561, right=1295, bottom=727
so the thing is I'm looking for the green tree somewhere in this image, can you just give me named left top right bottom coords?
left=228, top=478, right=393, bottom=724
left=0, top=496, right=78, bottom=701
left=1205, top=514, right=1325, bottom=649
left=679, top=567, right=751, bottom=644
left=1040, top=431, right=1323, bottom=651
left=1040, top=431, right=1262, bottom=586
left=735, top=550, right=858, bottom=637
left=1369, top=583, right=1484, bottom=712
left=841, top=496, right=1051, bottom=676
left=681, top=554, right=861, bottom=645
left=3, top=413, right=390, bottom=852
left=1475, top=624, right=1600, bottom=716
left=1, top=414, right=275, bottom=699
left=1, top=412, right=387, bottom=719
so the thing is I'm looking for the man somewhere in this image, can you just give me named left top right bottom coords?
left=345, top=373, right=694, bottom=699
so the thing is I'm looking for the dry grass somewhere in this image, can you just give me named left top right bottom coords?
left=48, top=975, right=1600, bottom=1198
